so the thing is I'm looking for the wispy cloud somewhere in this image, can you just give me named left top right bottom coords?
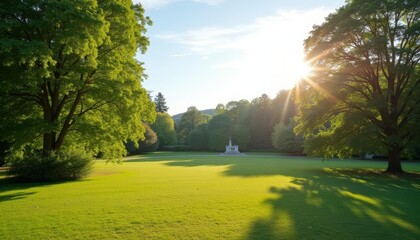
left=169, top=53, right=194, bottom=57
left=134, top=0, right=176, bottom=9
left=135, top=0, right=225, bottom=9
left=155, top=8, right=331, bottom=89
left=192, top=0, right=224, bottom=6
left=156, top=25, right=253, bottom=56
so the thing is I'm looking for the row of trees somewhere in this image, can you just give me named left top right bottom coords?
left=174, top=91, right=302, bottom=153
left=136, top=90, right=302, bottom=155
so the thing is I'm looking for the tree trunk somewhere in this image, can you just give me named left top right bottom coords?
left=386, top=146, right=403, bottom=173
left=42, top=132, right=56, bottom=156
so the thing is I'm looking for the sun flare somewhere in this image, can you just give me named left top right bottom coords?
left=288, top=60, right=312, bottom=86
left=278, top=58, right=313, bottom=90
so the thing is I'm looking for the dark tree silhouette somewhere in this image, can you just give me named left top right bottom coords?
left=154, top=92, right=169, bottom=113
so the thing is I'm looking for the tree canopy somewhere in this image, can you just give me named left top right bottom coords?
left=173, top=92, right=296, bottom=152
left=272, top=120, right=303, bottom=154
left=177, top=106, right=208, bottom=144
left=0, top=0, right=155, bottom=160
left=126, top=123, right=159, bottom=154
left=207, top=114, right=232, bottom=151
left=250, top=94, right=275, bottom=149
left=296, top=0, right=420, bottom=172
left=150, top=112, right=177, bottom=148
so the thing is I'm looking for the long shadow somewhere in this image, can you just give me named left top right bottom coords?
left=0, top=171, right=78, bottom=202
left=126, top=153, right=316, bottom=177
left=0, top=191, right=36, bottom=202
left=245, top=168, right=420, bottom=239
left=128, top=153, right=420, bottom=180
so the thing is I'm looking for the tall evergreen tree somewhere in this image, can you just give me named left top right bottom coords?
left=154, top=92, right=169, bottom=113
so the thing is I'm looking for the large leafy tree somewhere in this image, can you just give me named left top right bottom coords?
left=0, top=0, right=155, bottom=159
left=250, top=94, right=274, bottom=149
left=150, top=112, right=177, bottom=148
left=207, top=114, right=232, bottom=151
left=154, top=92, right=169, bottom=113
left=188, top=124, right=208, bottom=149
left=177, top=106, right=207, bottom=144
left=272, top=120, right=303, bottom=154
left=224, top=100, right=252, bottom=151
left=296, top=0, right=419, bottom=172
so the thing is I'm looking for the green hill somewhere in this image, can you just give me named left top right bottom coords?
left=172, top=109, right=215, bottom=125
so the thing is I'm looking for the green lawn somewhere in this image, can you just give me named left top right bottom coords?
left=1, top=152, right=419, bottom=239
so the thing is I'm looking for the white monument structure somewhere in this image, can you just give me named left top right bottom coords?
left=224, top=137, right=241, bottom=155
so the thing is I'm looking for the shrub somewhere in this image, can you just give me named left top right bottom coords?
left=7, top=149, right=94, bottom=182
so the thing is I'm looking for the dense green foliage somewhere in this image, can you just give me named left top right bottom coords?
left=126, top=124, right=159, bottom=154
left=175, top=91, right=297, bottom=152
left=150, top=112, right=177, bottom=148
left=272, top=120, right=304, bottom=154
left=250, top=94, right=275, bottom=149
left=1, top=152, right=419, bottom=239
left=138, top=124, right=159, bottom=152
left=188, top=129, right=207, bottom=148
left=231, top=125, right=251, bottom=151
left=154, top=92, right=169, bottom=113
left=0, top=0, right=155, bottom=161
left=188, top=124, right=208, bottom=148
left=177, top=106, right=208, bottom=144
left=297, top=0, right=420, bottom=172
left=6, top=148, right=94, bottom=181
left=207, top=114, right=232, bottom=151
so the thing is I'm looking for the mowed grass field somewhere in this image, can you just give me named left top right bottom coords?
left=1, top=152, right=419, bottom=240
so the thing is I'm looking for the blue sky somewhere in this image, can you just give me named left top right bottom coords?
left=134, top=0, right=345, bottom=115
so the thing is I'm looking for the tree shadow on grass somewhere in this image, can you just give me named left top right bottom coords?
left=127, top=153, right=420, bottom=238
left=127, top=153, right=420, bottom=181
left=0, top=170, right=84, bottom=202
left=0, top=191, right=36, bottom=202
left=0, top=177, right=43, bottom=202
left=126, top=154, right=312, bottom=177
left=246, top=168, right=420, bottom=239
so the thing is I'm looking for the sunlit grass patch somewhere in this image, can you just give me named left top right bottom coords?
left=0, top=153, right=419, bottom=239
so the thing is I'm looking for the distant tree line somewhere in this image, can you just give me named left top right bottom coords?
left=170, top=90, right=303, bottom=154
left=126, top=90, right=303, bottom=155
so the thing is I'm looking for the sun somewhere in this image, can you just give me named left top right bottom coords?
left=298, top=61, right=313, bottom=79
left=275, top=58, right=313, bottom=90
left=290, top=60, right=312, bottom=84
